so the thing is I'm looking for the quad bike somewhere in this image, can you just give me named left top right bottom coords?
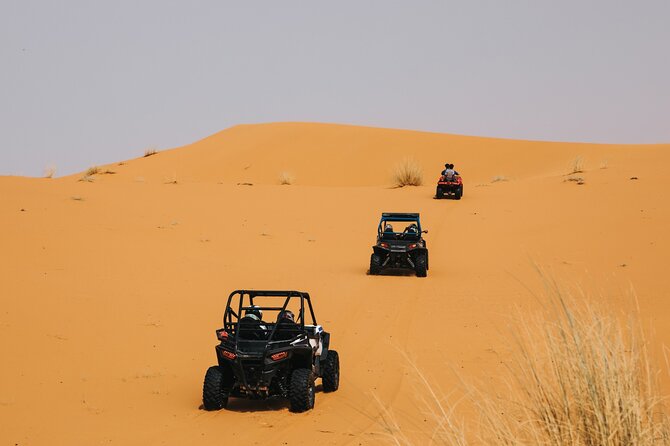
left=435, top=174, right=463, bottom=200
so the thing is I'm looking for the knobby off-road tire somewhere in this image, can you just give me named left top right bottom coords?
left=322, top=350, right=340, bottom=392
left=203, top=365, right=232, bottom=410
left=455, top=185, right=463, bottom=200
left=370, top=253, right=382, bottom=275
left=415, top=253, right=428, bottom=277
left=436, top=187, right=444, bottom=199
left=289, top=368, right=315, bottom=412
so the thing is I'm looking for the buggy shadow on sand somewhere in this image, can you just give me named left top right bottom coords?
left=202, top=290, right=339, bottom=413
left=369, top=213, right=429, bottom=277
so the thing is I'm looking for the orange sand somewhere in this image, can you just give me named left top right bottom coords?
left=1, top=122, right=669, bottom=445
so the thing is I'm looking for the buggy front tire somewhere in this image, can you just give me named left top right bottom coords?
left=322, top=350, right=340, bottom=392
left=415, top=253, right=428, bottom=277
left=370, top=253, right=382, bottom=275
left=203, top=365, right=230, bottom=410
left=289, top=368, right=315, bottom=412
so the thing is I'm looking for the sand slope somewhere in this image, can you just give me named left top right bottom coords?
left=1, top=123, right=669, bottom=445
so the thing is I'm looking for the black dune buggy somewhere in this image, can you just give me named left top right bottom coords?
left=202, top=290, right=339, bottom=413
left=369, top=213, right=429, bottom=277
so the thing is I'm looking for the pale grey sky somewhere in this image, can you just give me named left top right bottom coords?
left=1, top=1, right=669, bottom=176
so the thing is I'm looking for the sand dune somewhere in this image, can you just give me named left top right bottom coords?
left=1, top=122, right=669, bottom=445
left=69, top=122, right=658, bottom=187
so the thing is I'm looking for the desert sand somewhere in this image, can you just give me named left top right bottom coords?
left=1, top=122, right=669, bottom=445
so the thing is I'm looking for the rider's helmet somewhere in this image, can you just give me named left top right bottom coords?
left=279, top=310, right=295, bottom=322
left=384, top=224, right=394, bottom=233
left=245, top=305, right=263, bottom=321
left=407, top=223, right=418, bottom=234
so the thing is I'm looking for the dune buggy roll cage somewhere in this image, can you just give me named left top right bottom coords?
left=222, top=290, right=318, bottom=345
left=377, top=212, right=422, bottom=238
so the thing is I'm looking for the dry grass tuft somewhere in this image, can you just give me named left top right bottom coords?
left=78, top=166, right=100, bottom=182
left=564, top=175, right=585, bottom=185
left=392, top=158, right=423, bottom=187
left=144, top=147, right=158, bottom=157
left=278, top=171, right=295, bottom=185
left=374, top=349, right=468, bottom=446
left=44, top=166, right=56, bottom=178
left=570, top=155, right=585, bottom=174
left=475, top=287, right=669, bottom=445
left=491, top=175, right=508, bottom=183
left=379, top=282, right=670, bottom=445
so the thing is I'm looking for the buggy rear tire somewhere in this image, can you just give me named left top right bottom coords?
left=203, top=365, right=231, bottom=410
left=415, top=253, right=428, bottom=277
left=455, top=186, right=463, bottom=200
left=322, top=350, right=340, bottom=392
left=436, top=187, right=444, bottom=199
left=289, top=368, right=315, bottom=412
left=370, top=253, right=382, bottom=275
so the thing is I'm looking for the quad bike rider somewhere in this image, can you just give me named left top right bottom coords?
left=436, top=163, right=463, bottom=200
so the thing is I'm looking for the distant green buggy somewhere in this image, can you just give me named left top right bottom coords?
left=369, top=213, right=429, bottom=277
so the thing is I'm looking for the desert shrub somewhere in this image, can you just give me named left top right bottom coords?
left=278, top=171, right=294, bottom=185
left=44, top=166, right=56, bottom=178
left=379, top=285, right=669, bottom=445
left=564, top=175, right=585, bottom=185
left=144, top=147, right=158, bottom=157
left=474, top=289, right=669, bottom=445
left=392, top=158, right=423, bottom=187
left=570, top=155, right=585, bottom=174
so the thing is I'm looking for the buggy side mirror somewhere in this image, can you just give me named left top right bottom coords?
left=422, top=230, right=428, bottom=234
